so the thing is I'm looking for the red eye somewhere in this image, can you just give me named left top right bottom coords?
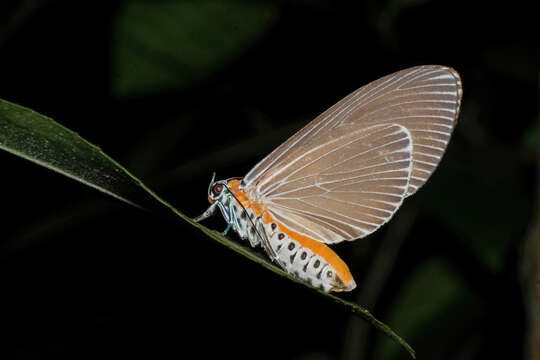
left=212, top=184, right=223, bottom=196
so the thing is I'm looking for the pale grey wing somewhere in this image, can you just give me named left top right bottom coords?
left=243, top=65, right=462, bottom=197
left=263, top=124, right=413, bottom=244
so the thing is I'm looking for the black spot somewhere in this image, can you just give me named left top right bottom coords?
left=241, top=211, right=247, bottom=220
left=290, top=253, right=296, bottom=263
left=301, top=252, right=307, bottom=260
left=303, top=263, right=308, bottom=272
left=278, top=233, right=285, bottom=240
left=288, top=243, right=295, bottom=251
left=306, top=278, right=312, bottom=285
left=250, top=227, right=256, bottom=235
left=316, top=269, right=322, bottom=279
left=327, top=270, right=333, bottom=278
left=319, top=284, right=324, bottom=290
left=276, top=244, right=282, bottom=252
left=314, top=259, right=320, bottom=268
left=271, top=223, right=277, bottom=231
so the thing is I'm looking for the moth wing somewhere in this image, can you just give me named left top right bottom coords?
left=259, top=124, right=413, bottom=244
left=243, top=65, right=462, bottom=197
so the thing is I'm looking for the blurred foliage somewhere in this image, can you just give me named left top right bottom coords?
left=0, top=0, right=538, bottom=359
left=375, top=259, right=481, bottom=359
left=425, top=150, right=530, bottom=272
left=113, top=1, right=277, bottom=97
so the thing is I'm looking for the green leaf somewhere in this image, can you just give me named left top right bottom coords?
left=112, top=0, right=277, bottom=97
left=0, top=98, right=415, bottom=358
left=0, top=100, right=143, bottom=208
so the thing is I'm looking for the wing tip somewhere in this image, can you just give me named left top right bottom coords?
left=425, top=64, right=463, bottom=116
left=439, top=65, right=463, bottom=109
left=404, top=65, right=463, bottom=197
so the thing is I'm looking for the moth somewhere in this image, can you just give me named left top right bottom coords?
left=195, top=65, right=462, bottom=292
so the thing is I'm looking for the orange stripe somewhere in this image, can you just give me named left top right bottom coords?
left=227, top=179, right=354, bottom=286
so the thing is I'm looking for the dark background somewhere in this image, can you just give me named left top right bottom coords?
left=0, top=1, right=538, bottom=359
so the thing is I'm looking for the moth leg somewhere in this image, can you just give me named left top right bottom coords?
left=193, top=202, right=218, bottom=222
left=222, top=223, right=232, bottom=235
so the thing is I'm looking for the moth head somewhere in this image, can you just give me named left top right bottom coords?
left=207, top=173, right=228, bottom=203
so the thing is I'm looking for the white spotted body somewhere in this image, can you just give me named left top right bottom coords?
left=260, top=220, right=346, bottom=291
